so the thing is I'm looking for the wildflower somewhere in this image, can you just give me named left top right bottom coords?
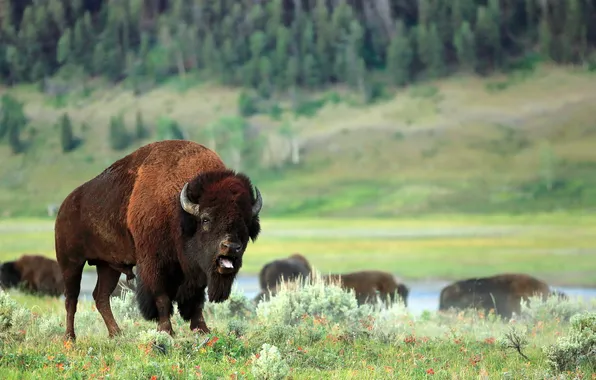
left=150, top=376, right=157, bottom=380
left=206, top=336, right=219, bottom=347
left=426, top=368, right=435, bottom=375
left=484, top=337, right=496, bottom=345
left=57, top=363, right=65, bottom=371
left=63, top=339, right=73, bottom=351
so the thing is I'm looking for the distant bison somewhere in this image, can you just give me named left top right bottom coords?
left=55, top=140, right=263, bottom=341
left=254, top=253, right=312, bottom=303
left=324, top=270, right=410, bottom=307
left=438, top=273, right=559, bottom=319
left=1, top=255, right=141, bottom=299
left=0, top=254, right=64, bottom=297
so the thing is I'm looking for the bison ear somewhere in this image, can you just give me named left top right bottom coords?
left=248, top=214, right=261, bottom=243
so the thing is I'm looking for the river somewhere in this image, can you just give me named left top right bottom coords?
left=79, top=272, right=596, bottom=315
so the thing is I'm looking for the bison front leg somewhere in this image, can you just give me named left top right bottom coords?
left=154, top=293, right=175, bottom=336
left=189, top=309, right=210, bottom=334
left=176, top=286, right=210, bottom=334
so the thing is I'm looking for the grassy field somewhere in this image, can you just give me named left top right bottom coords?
left=2, top=213, right=595, bottom=287
left=2, top=65, right=596, bottom=217
left=1, top=278, right=594, bottom=379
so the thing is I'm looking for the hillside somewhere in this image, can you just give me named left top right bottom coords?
left=1, top=64, right=596, bottom=217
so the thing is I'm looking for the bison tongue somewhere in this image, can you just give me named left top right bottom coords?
left=219, top=257, right=234, bottom=269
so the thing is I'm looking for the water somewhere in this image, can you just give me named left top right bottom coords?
left=79, top=272, right=596, bottom=315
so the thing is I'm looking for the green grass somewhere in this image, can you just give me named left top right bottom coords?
left=1, top=279, right=594, bottom=379
left=2, top=214, right=595, bottom=286
left=2, top=65, right=596, bottom=217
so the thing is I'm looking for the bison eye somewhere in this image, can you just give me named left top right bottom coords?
left=201, top=217, right=210, bottom=225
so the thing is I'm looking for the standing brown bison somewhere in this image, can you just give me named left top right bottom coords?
left=323, top=270, right=410, bottom=307
left=254, top=253, right=312, bottom=303
left=438, top=273, right=558, bottom=319
left=55, top=140, right=263, bottom=341
left=0, top=254, right=64, bottom=297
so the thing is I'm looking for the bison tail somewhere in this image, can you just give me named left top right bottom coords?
left=134, top=276, right=159, bottom=321
left=0, top=261, right=21, bottom=290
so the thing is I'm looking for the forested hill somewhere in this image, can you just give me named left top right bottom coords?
left=1, top=0, right=595, bottom=91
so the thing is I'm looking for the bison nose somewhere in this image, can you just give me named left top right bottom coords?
left=220, top=241, right=242, bottom=254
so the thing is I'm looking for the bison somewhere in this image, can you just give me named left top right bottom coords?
left=323, top=270, right=410, bottom=307
left=438, top=273, right=559, bottom=319
left=254, top=253, right=312, bottom=303
left=0, top=254, right=64, bottom=297
left=55, top=140, right=263, bottom=341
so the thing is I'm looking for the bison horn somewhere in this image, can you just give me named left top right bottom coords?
left=180, top=182, right=201, bottom=216
left=252, top=186, right=263, bottom=216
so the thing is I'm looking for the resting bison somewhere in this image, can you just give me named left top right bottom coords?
left=323, top=270, right=410, bottom=306
left=0, top=254, right=64, bottom=297
left=438, top=273, right=559, bottom=319
left=55, top=140, right=263, bottom=341
left=254, top=253, right=312, bottom=302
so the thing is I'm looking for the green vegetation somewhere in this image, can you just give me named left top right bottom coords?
left=0, top=1, right=596, bottom=217
left=2, top=214, right=595, bottom=286
left=1, top=66, right=596, bottom=217
left=1, top=279, right=595, bottom=378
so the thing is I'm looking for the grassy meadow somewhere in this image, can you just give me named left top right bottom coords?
left=2, top=65, right=596, bottom=217
left=1, top=212, right=595, bottom=286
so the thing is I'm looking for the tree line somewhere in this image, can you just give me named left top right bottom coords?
left=0, top=0, right=595, bottom=94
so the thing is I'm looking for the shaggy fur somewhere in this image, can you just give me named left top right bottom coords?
left=438, top=273, right=555, bottom=319
left=254, top=253, right=312, bottom=302
left=323, top=270, right=410, bottom=307
left=55, top=140, right=262, bottom=341
left=0, top=255, right=64, bottom=297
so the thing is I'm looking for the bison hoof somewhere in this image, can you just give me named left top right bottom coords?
left=191, top=323, right=210, bottom=334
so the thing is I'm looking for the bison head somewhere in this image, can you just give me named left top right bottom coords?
left=179, top=170, right=262, bottom=302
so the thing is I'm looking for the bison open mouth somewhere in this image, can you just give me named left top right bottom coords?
left=216, top=255, right=236, bottom=274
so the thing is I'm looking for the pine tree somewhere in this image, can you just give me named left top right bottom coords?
left=60, top=112, right=76, bottom=152
left=135, top=111, right=148, bottom=139
left=109, top=115, right=131, bottom=151
left=386, top=21, right=413, bottom=86
left=454, top=21, right=476, bottom=71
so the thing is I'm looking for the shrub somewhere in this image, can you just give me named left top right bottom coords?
left=251, top=343, right=290, bottom=380
left=544, top=312, right=596, bottom=373
left=255, top=274, right=364, bottom=327
left=0, top=291, right=31, bottom=341
left=520, top=294, right=593, bottom=323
